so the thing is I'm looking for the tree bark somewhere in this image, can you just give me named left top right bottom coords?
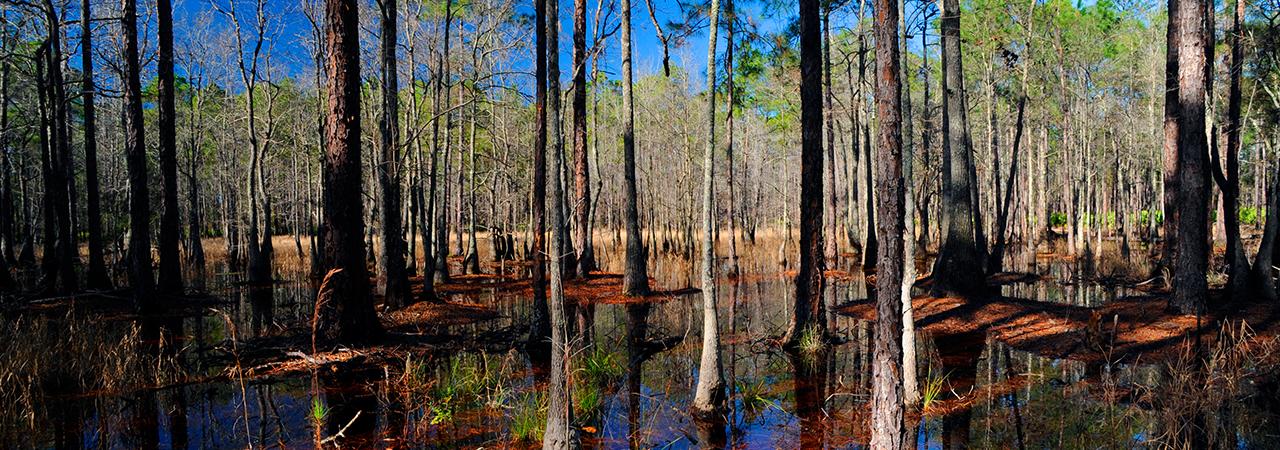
left=930, top=0, right=985, bottom=297
left=123, top=0, right=155, bottom=303
left=692, top=0, right=726, bottom=421
left=319, top=0, right=381, bottom=344
left=528, top=0, right=551, bottom=352
left=899, top=0, right=918, bottom=410
left=158, top=0, right=183, bottom=294
left=80, top=0, right=111, bottom=289
left=871, top=0, right=907, bottom=446
left=621, top=0, right=649, bottom=296
left=39, top=0, right=77, bottom=295
left=377, top=0, right=411, bottom=309
left=784, top=0, right=827, bottom=349
left=725, top=0, right=740, bottom=277
left=1165, top=0, right=1210, bottom=315
left=542, top=0, right=576, bottom=446
left=572, top=0, right=596, bottom=278
left=1213, top=0, right=1249, bottom=296
left=433, top=0, right=453, bottom=286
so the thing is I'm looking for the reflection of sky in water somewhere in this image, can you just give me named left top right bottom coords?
left=15, top=247, right=1279, bottom=448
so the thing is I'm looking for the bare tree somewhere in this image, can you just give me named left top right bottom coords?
left=212, top=0, right=279, bottom=286
left=376, top=0, right=411, bottom=309
left=621, top=0, right=649, bottom=296
left=692, top=0, right=726, bottom=421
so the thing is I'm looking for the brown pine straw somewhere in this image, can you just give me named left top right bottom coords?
left=312, top=268, right=342, bottom=355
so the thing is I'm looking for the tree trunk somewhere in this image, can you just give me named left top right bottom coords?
left=187, top=86, right=207, bottom=290
left=621, top=0, right=649, bottom=296
left=692, top=0, right=726, bottom=421
left=377, top=0, right=411, bottom=309
left=784, top=0, right=827, bottom=349
left=319, top=0, right=382, bottom=344
left=36, top=51, right=57, bottom=292
left=822, top=7, right=838, bottom=262
left=38, top=0, right=77, bottom=295
left=899, top=0, right=918, bottom=410
left=542, top=0, right=576, bottom=445
left=930, top=0, right=985, bottom=297
left=1165, top=0, right=1210, bottom=315
left=871, top=0, right=907, bottom=446
left=572, top=0, right=596, bottom=278
left=123, top=0, right=155, bottom=303
left=1214, top=0, right=1249, bottom=296
left=80, top=0, right=111, bottom=289
left=918, top=24, right=932, bottom=252
left=0, top=49, right=12, bottom=290
left=157, top=0, right=183, bottom=294
left=724, top=0, right=740, bottom=277
left=528, top=0, right=551, bottom=353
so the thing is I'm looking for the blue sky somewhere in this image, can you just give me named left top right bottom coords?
left=155, top=0, right=794, bottom=91
left=137, top=0, right=937, bottom=94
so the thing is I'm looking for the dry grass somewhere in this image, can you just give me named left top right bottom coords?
left=0, top=310, right=182, bottom=442
left=1148, top=321, right=1280, bottom=448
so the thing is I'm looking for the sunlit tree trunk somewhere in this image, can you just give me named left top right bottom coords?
left=1164, top=0, right=1210, bottom=315
left=899, top=0, right=918, bottom=410
left=871, top=0, right=907, bottom=446
left=572, top=0, right=596, bottom=278
left=692, top=0, right=726, bottom=421
left=433, top=0, right=454, bottom=286
left=542, top=0, right=576, bottom=446
left=319, top=0, right=381, bottom=344
left=621, top=0, right=650, bottom=296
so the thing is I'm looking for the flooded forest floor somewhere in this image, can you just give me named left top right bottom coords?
left=1, top=232, right=1279, bottom=448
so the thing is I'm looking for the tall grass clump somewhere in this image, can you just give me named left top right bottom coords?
left=509, top=391, right=547, bottom=442
left=399, top=351, right=518, bottom=426
left=0, top=310, right=178, bottom=445
left=1152, top=322, right=1280, bottom=448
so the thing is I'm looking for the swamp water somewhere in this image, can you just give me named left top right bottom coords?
left=3, top=241, right=1279, bottom=449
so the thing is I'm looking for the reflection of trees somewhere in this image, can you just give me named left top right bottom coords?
left=791, top=350, right=831, bottom=450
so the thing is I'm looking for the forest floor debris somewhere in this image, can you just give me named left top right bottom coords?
left=836, top=290, right=1279, bottom=365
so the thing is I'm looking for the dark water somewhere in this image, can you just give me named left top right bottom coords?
left=5, top=245, right=1280, bottom=449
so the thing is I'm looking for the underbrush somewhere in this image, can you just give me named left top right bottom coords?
left=1150, top=322, right=1280, bottom=448
left=395, top=344, right=629, bottom=442
left=0, top=310, right=181, bottom=444
left=399, top=350, right=518, bottom=427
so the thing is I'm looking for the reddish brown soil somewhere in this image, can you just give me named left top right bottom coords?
left=837, top=290, right=1280, bottom=365
left=384, top=300, right=500, bottom=328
